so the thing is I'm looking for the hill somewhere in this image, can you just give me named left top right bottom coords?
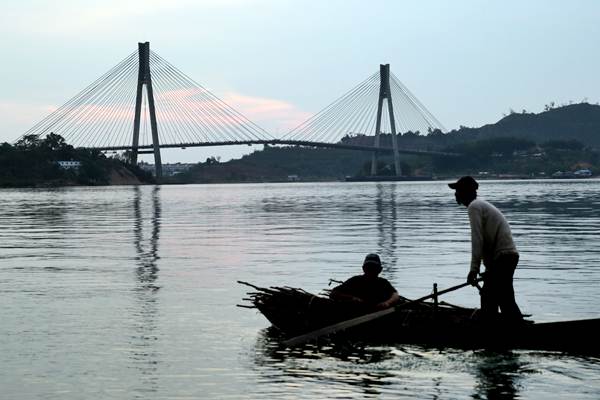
left=170, top=147, right=378, bottom=183
left=457, top=103, right=600, bottom=147
left=0, top=134, right=154, bottom=187
left=340, top=102, right=600, bottom=151
left=172, top=103, right=600, bottom=183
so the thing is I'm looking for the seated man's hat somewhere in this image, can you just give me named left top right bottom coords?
left=363, top=253, right=381, bottom=268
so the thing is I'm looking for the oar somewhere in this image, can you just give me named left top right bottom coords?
left=283, top=278, right=483, bottom=347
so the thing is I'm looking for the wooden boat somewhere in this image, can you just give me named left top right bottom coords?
left=238, top=281, right=600, bottom=354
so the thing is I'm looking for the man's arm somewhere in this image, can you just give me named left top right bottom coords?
left=329, top=278, right=364, bottom=304
left=329, top=288, right=364, bottom=304
left=468, top=204, right=484, bottom=281
left=376, top=292, right=401, bottom=309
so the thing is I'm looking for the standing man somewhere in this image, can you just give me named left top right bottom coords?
left=448, top=176, right=523, bottom=321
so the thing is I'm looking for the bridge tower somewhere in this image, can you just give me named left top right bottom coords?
left=370, top=64, right=401, bottom=176
left=131, top=42, right=162, bottom=178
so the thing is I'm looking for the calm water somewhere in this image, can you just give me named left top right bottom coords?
left=1, top=180, right=599, bottom=399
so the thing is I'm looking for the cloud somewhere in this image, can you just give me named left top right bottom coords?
left=222, top=92, right=312, bottom=134
left=152, top=88, right=313, bottom=134
left=151, top=88, right=312, bottom=136
left=0, top=101, right=58, bottom=142
left=0, top=101, right=56, bottom=124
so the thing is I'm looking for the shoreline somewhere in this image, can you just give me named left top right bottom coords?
left=1, top=175, right=598, bottom=189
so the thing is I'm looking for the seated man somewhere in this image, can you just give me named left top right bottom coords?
left=330, top=253, right=402, bottom=310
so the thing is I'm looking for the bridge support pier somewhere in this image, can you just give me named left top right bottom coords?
left=131, top=42, right=162, bottom=179
left=370, top=64, right=401, bottom=176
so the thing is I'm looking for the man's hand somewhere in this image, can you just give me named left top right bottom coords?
left=375, top=300, right=391, bottom=310
left=467, top=271, right=479, bottom=286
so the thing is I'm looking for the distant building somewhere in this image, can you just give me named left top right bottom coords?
left=287, top=174, right=300, bottom=182
left=57, top=160, right=81, bottom=170
left=552, top=169, right=592, bottom=178
left=552, top=171, right=573, bottom=178
left=574, top=169, right=592, bottom=178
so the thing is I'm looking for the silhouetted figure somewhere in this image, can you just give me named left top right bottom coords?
left=448, top=176, right=523, bottom=321
left=330, top=253, right=401, bottom=310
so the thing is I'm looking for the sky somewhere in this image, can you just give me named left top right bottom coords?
left=1, top=0, right=599, bottom=163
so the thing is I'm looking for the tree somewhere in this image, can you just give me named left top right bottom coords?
left=111, top=150, right=132, bottom=163
left=542, top=140, right=584, bottom=151
left=15, top=134, right=41, bottom=149
left=205, top=156, right=220, bottom=165
left=41, top=133, right=68, bottom=151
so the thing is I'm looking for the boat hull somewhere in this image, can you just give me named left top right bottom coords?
left=239, top=282, right=600, bottom=354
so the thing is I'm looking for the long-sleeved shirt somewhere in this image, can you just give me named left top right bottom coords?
left=467, top=198, right=518, bottom=273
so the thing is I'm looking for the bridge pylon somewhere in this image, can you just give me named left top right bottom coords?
left=370, top=64, right=401, bottom=176
left=131, top=42, right=162, bottom=178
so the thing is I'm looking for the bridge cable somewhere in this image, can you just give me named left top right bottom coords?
left=18, top=51, right=137, bottom=141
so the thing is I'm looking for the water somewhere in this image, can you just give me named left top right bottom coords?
left=1, top=180, right=599, bottom=399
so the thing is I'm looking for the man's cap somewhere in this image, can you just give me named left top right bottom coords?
left=363, top=253, right=381, bottom=268
left=448, top=176, right=479, bottom=191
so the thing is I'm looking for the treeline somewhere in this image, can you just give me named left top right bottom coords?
left=173, top=136, right=598, bottom=183
left=433, top=137, right=598, bottom=176
left=343, top=103, right=600, bottom=154
left=169, top=146, right=375, bottom=183
left=334, top=103, right=600, bottom=177
left=0, top=134, right=153, bottom=187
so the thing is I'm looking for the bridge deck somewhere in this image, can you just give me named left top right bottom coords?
left=94, top=140, right=459, bottom=157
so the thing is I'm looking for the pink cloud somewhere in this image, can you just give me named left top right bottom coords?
left=153, top=88, right=313, bottom=133
left=0, top=101, right=57, bottom=124
left=0, top=101, right=59, bottom=142
left=222, top=92, right=312, bottom=133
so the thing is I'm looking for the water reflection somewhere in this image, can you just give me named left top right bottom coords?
left=375, top=184, right=398, bottom=277
left=133, top=186, right=161, bottom=288
left=252, top=330, right=397, bottom=397
left=471, top=350, right=527, bottom=400
left=130, top=186, right=162, bottom=397
left=252, top=329, right=538, bottom=399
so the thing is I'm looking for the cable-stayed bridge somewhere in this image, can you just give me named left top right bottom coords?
left=18, top=42, right=452, bottom=178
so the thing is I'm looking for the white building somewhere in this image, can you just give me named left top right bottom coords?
left=57, top=160, right=82, bottom=170
left=574, top=169, right=592, bottom=178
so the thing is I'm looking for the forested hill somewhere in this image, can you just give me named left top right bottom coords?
left=458, top=103, right=600, bottom=147
left=0, top=134, right=154, bottom=187
left=341, top=103, right=600, bottom=151
left=174, top=103, right=600, bottom=182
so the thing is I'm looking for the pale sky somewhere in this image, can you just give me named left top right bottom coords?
left=1, top=0, right=599, bottom=163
